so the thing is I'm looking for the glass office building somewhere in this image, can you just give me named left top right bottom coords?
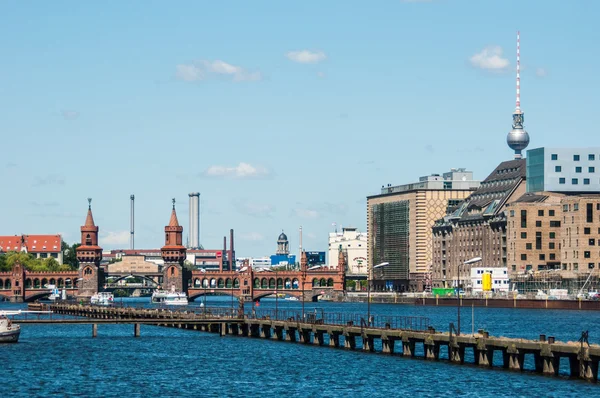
left=527, top=147, right=600, bottom=193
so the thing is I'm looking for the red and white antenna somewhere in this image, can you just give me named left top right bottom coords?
left=515, top=31, right=521, bottom=111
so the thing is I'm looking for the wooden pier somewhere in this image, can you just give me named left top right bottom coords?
left=21, top=303, right=600, bottom=382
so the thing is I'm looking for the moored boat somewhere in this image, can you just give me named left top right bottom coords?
left=151, top=287, right=188, bottom=306
left=90, top=292, right=114, bottom=306
left=0, top=315, right=20, bottom=343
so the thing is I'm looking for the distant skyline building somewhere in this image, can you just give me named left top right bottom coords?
left=368, top=168, right=480, bottom=292
left=188, top=192, right=200, bottom=249
left=527, top=148, right=600, bottom=193
left=276, top=231, right=289, bottom=255
left=328, top=227, right=367, bottom=276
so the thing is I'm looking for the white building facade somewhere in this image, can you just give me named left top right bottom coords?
left=469, top=267, right=510, bottom=294
left=328, top=227, right=367, bottom=276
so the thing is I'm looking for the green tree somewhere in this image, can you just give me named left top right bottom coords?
left=62, top=241, right=80, bottom=270
left=183, top=260, right=195, bottom=271
left=0, top=254, right=8, bottom=272
left=5, top=251, right=35, bottom=270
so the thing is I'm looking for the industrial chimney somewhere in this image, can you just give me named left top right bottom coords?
left=188, top=192, right=200, bottom=249
left=130, top=194, right=135, bottom=250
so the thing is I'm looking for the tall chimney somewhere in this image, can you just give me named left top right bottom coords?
left=229, top=229, right=235, bottom=271
left=222, top=236, right=227, bottom=272
left=299, top=226, right=303, bottom=261
left=130, top=194, right=135, bottom=250
left=188, top=192, right=200, bottom=249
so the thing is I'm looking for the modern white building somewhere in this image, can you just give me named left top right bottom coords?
left=527, top=147, right=600, bottom=193
left=469, top=267, right=510, bottom=294
left=236, top=257, right=272, bottom=269
left=328, top=227, right=367, bottom=276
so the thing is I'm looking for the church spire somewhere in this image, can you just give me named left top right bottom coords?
left=85, top=198, right=96, bottom=227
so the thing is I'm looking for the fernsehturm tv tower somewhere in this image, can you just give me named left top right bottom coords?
left=506, top=31, right=530, bottom=159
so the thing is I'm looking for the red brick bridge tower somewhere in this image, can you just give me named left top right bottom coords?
left=76, top=198, right=104, bottom=297
left=161, top=199, right=189, bottom=293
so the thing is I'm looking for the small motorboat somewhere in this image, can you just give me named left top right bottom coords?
left=0, top=314, right=21, bottom=343
left=284, top=296, right=299, bottom=301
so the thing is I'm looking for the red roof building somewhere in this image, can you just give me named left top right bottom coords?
left=0, top=234, right=64, bottom=264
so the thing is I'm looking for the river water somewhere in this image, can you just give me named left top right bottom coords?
left=2, top=297, right=599, bottom=397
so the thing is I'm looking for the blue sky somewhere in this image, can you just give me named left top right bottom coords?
left=1, top=0, right=599, bottom=258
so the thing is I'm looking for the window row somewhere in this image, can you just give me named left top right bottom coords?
left=552, top=154, right=597, bottom=161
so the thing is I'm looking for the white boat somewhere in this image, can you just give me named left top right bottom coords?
left=284, top=296, right=299, bottom=301
left=47, top=285, right=60, bottom=301
left=151, top=287, right=188, bottom=306
left=0, top=314, right=20, bottom=343
left=90, top=292, right=114, bottom=306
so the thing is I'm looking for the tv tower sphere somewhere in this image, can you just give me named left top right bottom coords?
left=506, top=31, right=530, bottom=159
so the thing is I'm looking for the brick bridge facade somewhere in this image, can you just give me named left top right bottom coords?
left=1, top=200, right=346, bottom=302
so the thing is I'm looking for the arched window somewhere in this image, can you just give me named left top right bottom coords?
left=312, top=278, right=319, bottom=287
left=170, top=267, right=175, bottom=275
left=86, top=234, right=92, bottom=246
left=165, top=233, right=169, bottom=243
left=327, top=278, right=334, bottom=287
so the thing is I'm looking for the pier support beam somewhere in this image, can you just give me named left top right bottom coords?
left=329, top=333, right=341, bottom=348
left=362, top=335, right=374, bottom=352
left=541, top=355, right=559, bottom=376
left=285, top=328, right=297, bottom=342
left=450, top=344, right=464, bottom=364
left=425, top=342, right=440, bottom=360
left=220, top=323, right=226, bottom=337
left=344, top=335, right=356, bottom=349
left=314, top=331, right=325, bottom=346
left=402, top=339, right=416, bottom=357
left=273, top=327, right=284, bottom=341
left=134, top=323, right=140, bottom=337
left=260, top=325, right=271, bottom=339
left=382, top=338, right=395, bottom=354
left=299, top=329, right=311, bottom=344
left=92, top=324, right=98, bottom=338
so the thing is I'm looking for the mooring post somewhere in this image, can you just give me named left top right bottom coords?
left=134, top=323, right=141, bottom=337
left=92, top=323, right=98, bottom=338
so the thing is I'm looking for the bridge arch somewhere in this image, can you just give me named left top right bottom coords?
left=284, top=278, right=291, bottom=289
left=233, top=278, right=240, bottom=288
left=312, top=278, right=319, bottom=288
left=253, top=278, right=260, bottom=288
left=5, top=279, right=11, bottom=289
left=209, top=278, right=216, bottom=288
left=193, top=278, right=201, bottom=287
left=261, top=278, right=267, bottom=289
left=217, top=278, right=224, bottom=288
left=320, top=278, right=326, bottom=287
left=49, top=278, right=56, bottom=286
left=327, top=278, right=334, bottom=287
left=34, top=278, right=41, bottom=289
left=0, top=279, right=3, bottom=289
left=42, top=278, right=48, bottom=288
left=268, top=278, right=275, bottom=289
left=225, top=278, right=232, bottom=288
left=276, top=278, right=283, bottom=289
left=292, top=278, right=299, bottom=289
left=25, top=279, right=32, bottom=289
left=57, top=278, right=64, bottom=288
left=106, top=274, right=159, bottom=288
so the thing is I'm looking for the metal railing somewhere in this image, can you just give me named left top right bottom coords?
left=245, top=308, right=430, bottom=331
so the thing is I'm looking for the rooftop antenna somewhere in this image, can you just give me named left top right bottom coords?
left=516, top=30, right=521, bottom=111
left=87, top=197, right=92, bottom=209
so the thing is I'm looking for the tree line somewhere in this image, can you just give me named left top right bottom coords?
left=0, top=241, right=81, bottom=272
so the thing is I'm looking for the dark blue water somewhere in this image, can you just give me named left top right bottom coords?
left=2, top=297, right=599, bottom=397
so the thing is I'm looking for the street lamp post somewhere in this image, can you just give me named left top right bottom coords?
left=199, top=268, right=207, bottom=315
left=274, top=270, right=278, bottom=320
left=458, top=257, right=482, bottom=335
left=368, top=262, right=389, bottom=326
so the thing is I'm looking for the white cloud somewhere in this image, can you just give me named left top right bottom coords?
left=100, top=231, right=130, bottom=246
left=469, top=46, right=510, bottom=71
left=536, top=68, right=547, bottom=77
left=240, top=232, right=265, bottom=241
left=202, top=162, right=270, bottom=179
left=176, top=59, right=261, bottom=82
left=61, top=110, right=80, bottom=120
left=286, top=50, right=327, bottom=64
left=292, top=208, right=319, bottom=219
